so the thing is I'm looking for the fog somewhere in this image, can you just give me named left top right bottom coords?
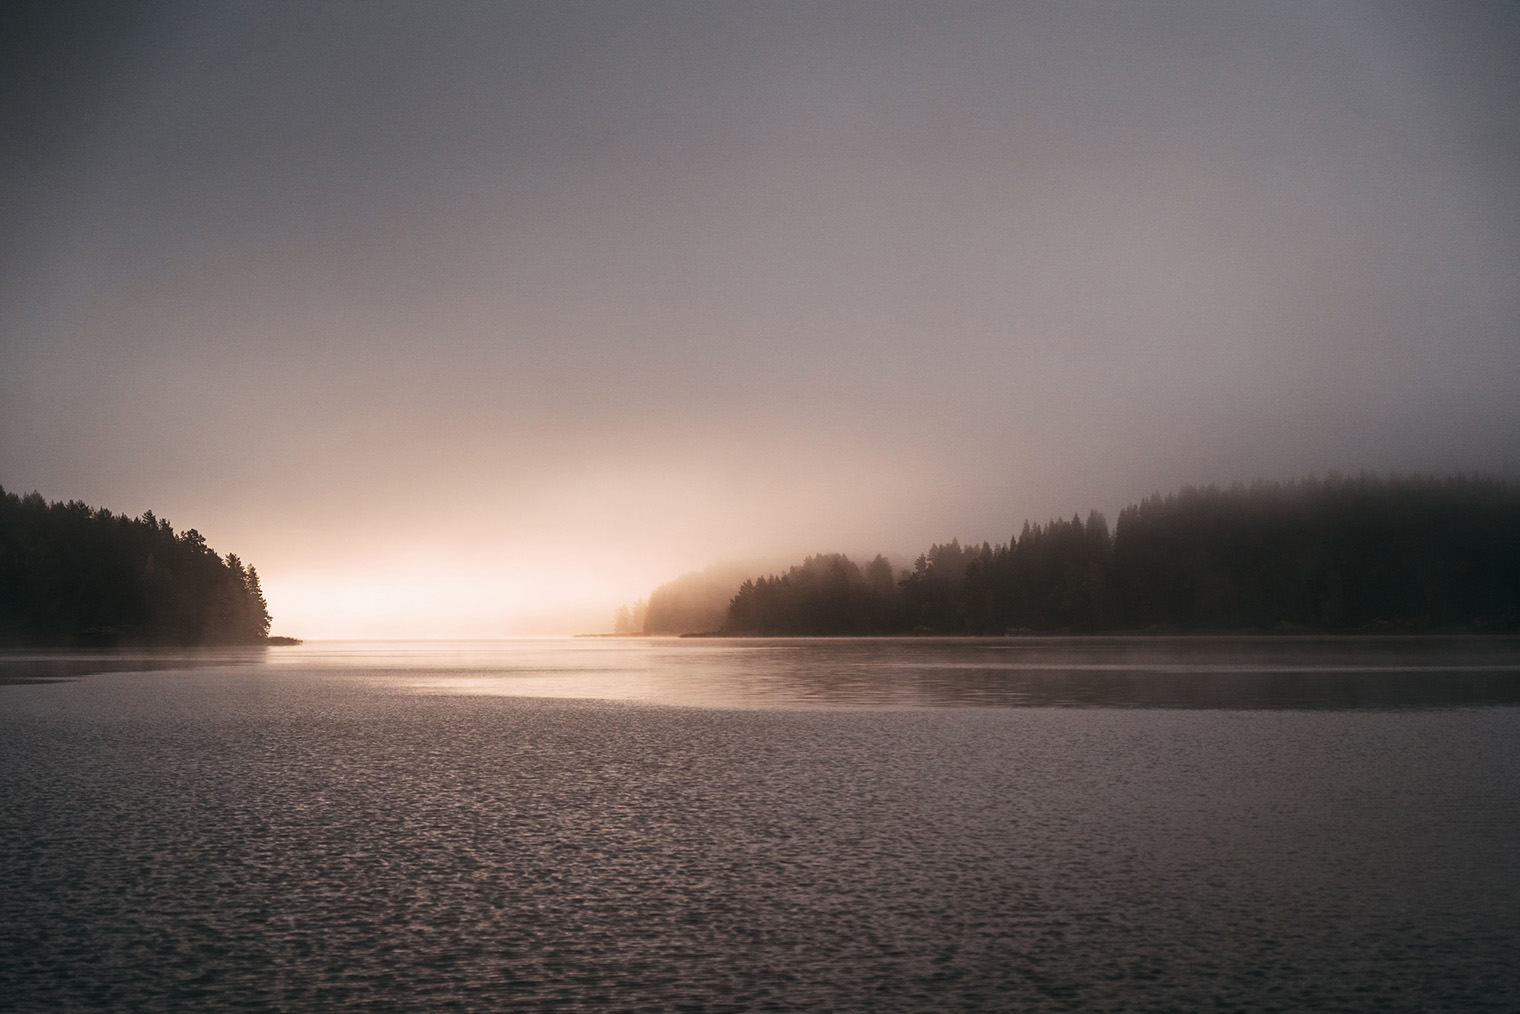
left=3, top=2, right=1518, bottom=635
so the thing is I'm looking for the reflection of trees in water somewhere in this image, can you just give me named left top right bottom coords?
left=725, top=475, right=1520, bottom=636
left=700, top=637, right=1520, bottom=710
left=0, top=647, right=269, bottom=684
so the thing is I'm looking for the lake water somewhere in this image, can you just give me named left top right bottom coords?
left=3, top=636, right=1519, bottom=1011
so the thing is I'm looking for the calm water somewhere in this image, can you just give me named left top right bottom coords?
left=3, top=637, right=1519, bottom=1011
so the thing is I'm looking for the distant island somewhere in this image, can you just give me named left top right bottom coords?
left=0, top=486, right=284, bottom=646
left=629, top=475, right=1520, bottom=636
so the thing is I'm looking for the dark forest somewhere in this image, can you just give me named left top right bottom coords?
left=722, top=475, right=1520, bottom=636
left=0, top=486, right=271, bottom=645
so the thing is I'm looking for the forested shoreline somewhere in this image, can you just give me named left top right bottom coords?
left=9, top=475, right=1519, bottom=644
left=719, top=475, right=1520, bottom=636
left=0, top=487, right=273, bottom=645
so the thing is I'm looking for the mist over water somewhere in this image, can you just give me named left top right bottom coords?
left=4, top=3, right=1519, bottom=634
left=278, top=635, right=1520, bottom=709
left=4, top=639, right=1519, bottom=1010
left=6, top=2, right=1520, bottom=1002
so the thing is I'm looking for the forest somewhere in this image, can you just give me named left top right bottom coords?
left=721, top=475, right=1520, bottom=635
left=0, top=486, right=272, bottom=645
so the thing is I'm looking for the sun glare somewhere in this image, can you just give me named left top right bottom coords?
left=262, top=562, right=636, bottom=638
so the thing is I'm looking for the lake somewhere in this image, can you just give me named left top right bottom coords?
left=3, top=636, right=1519, bottom=1010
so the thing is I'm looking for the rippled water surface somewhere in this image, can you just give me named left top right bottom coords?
left=3, top=637, right=1520, bottom=1010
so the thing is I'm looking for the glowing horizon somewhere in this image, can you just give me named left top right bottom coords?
left=4, top=3, right=1518, bottom=637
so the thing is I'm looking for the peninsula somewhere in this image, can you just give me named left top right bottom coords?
left=0, top=486, right=279, bottom=646
left=636, top=475, right=1520, bottom=637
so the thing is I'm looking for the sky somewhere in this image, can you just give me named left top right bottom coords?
left=3, top=1, right=1518, bottom=636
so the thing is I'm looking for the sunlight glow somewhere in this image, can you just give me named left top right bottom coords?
left=263, top=566, right=616, bottom=638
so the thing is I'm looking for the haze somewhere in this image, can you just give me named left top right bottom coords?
left=3, top=2, right=1518, bottom=636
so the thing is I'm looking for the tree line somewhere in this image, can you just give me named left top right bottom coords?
left=723, top=475, right=1520, bottom=635
left=637, top=562, right=758, bottom=635
left=0, top=486, right=272, bottom=645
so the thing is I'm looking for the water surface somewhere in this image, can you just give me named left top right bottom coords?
left=2, top=637, right=1518, bottom=1010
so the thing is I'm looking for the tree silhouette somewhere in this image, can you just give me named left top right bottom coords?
left=721, top=475, right=1520, bottom=635
left=0, top=486, right=274, bottom=644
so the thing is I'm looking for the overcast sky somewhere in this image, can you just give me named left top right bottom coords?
left=3, top=1, right=1518, bottom=635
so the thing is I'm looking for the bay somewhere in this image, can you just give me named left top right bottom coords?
left=2, top=637, right=1519, bottom=1010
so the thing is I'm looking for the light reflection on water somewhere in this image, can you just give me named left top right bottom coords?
left=2, top=637, right=1520, bottom=1010
left=256, top=635, right=1520, bottom=710
left=5, top=635, right=1520, bottom=708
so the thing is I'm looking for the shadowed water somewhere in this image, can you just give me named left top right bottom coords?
left=2, top=638, right=1519, bottom=1010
